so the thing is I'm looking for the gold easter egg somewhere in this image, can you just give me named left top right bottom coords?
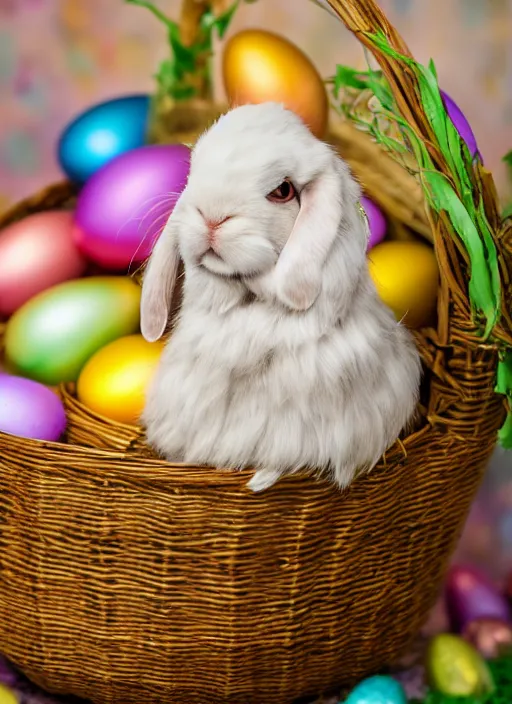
left=368, top=240, right=439, bottom=330
left=222, top=29, right=328, bottom=138
left=77, top=334, right=164, bottom=425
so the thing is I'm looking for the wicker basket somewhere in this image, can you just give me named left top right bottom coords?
left=0, top=1, right=511, bottom=703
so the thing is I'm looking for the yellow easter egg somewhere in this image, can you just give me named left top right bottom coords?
left=368, top=241, right=439, bottom=330
left=77, top=334, right=164, bottom=425
left=0, top=684, right=18, bottom=704
left=222, top=29, right=328, bottom=138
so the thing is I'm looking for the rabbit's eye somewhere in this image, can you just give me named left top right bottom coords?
left=267, top=179, right=297, bottom=203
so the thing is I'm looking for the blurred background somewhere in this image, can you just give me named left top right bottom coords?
left=0, top=0, right=511, bottom=612
left=0, top=0, right=511, bottom=209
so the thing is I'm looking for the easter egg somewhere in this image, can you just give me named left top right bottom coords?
left=445, top=564, right=511, bottom=632
left=463, top=617, right=512, bottom=659
left=426, top=633, right=495, bottom=697
left=0, top=684, right=17, bottom=704
left=222, top=29, right=328, bottom=138
left=344, top=675, right=407, bottom=704
left=57, top=94, right=150, bottom=183
left=441, top=90, right=478, bottom=158
left=368, top=241, right=439, bottom=329
left=4, top=277, right=141, bottom=385
left=0, top=374, right=66, bottom=441
left=361, top=196, right=387, bottom=250
left=0, top=211, right=87, bottom=316
left=77, top=334, right=163, bottom=425
left=73, top=144, right=190, bottom=270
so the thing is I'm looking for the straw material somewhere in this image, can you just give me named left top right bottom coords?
left=0, top=1, right=511, bottom=702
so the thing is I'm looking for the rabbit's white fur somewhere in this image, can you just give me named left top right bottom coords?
left=141, top=102, right=421, bottom=492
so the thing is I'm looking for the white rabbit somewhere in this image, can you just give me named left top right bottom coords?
left=140, top=102, right=421, bottom=492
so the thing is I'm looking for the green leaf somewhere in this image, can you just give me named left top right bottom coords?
left=498, top=410, right=512, bottom=449
left=422, top=170, right=497, bottom=336
left=503, top=150, right=512, bottom=167
left=332, top=64, right=369, bottom=94
left=496, top=351, right=512, bottom=396
left=212, top=0, right=240, bottom=38
left=125, top=0, right=177, bottom=30
left=428, top=58, right=438, bottom=80
left=169, top=31, right=198, bottom=74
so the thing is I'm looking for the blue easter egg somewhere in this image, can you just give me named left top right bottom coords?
left=57, top=94, right=150, bottom=183
left=343, top=675, right=408, bottom=704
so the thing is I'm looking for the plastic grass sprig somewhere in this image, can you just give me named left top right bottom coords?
left=496, top=351, right=512, bottom=448
left=331, top=38, right=511, bottom=444
left=125, top=0, right=240, bottom=101
left=331, top=61, right=499, bottom=339
left=363, top=31, right=501, bottom=335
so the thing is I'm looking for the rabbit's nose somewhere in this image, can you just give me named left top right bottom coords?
left=201, top=213, right=232, bottom=244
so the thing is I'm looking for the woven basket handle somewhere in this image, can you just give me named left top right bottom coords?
left=178, top=0, right=512, bottom=348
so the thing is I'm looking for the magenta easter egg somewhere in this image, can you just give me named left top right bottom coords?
left=0, top=211, right=87, bottom=316
left=0, top=374, right=66, bottom=441
left=361, top=196, right=387, bottom=250
left=445, top=565, right=511, bottom=632
left=73, top=144, right=190, bottom=270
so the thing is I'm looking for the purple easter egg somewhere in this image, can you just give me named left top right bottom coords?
left=361, top=196, right=387, bottom=250
left=73, top=144, right=190, bottom=270
left=440, top=90, right=479, bottom=158
left=445, top=565, right=511, bottom=633
left=0, top=374, right=67, bottom=441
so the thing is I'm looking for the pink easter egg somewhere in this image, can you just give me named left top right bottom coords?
left=0, top=211, right=87, bottom=316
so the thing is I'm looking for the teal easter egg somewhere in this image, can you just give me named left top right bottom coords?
left=4, top=277, right=141, bottom=385
left=426, top=633, right=495, bottom=697
left=57, top=94, right=150, bottom=183
left=343, top=675, right=407, bottom=704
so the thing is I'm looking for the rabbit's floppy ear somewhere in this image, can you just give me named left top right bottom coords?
left=140, top=220, right=180, bottom=342
left=273, top=155, right=346, bottom=311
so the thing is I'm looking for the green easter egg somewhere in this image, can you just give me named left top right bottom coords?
left=5, top=276, right=141, bottom=385
left=426, top=633, right=495, bottom=697
left=0, top=684, right=17, bottom=704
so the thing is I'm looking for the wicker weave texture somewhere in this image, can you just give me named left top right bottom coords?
left=0, top=0, right=511, bottom=702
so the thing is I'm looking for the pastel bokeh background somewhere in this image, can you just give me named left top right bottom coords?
left=0, top=0, right=511, bottom=616
left=0, top=0, right=511, bottom=211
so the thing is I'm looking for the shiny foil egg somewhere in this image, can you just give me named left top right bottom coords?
left=73, top=144, right=190, bottom=270
left=361, top=196, right=387, bottom=250
left=368, top=240, right=439, bottom=329
left=4, top=276, right=141, bottom=385
left=426, top=633, right=495, bottom=698
left=344, top=675, right=407, bottom=704
left=441, top=90, right=478, bottom=158
left=0, top=374, right=67, bottom=441
left=222, top=29, right=328, bottom=138
left=0, top=211, right=87, bottom=316
left=77, top=334, right=164, bottom=425
left=58, top=94, right=150, bottom=183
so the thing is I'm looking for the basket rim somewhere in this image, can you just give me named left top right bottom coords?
left=0, top=418, right=429, bottom=486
